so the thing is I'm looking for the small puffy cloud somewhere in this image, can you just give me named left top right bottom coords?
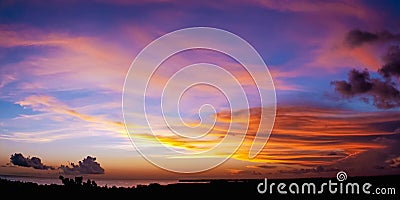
left=60, top=156, right=105, bottom=175
left=10, top=153, right=54, bottom=170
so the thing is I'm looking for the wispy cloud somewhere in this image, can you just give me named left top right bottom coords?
left=126, top=105, right=399, bottom=171
left=0, top=25, right=133, bottom=95
left=0, top=95, right=127, bottom=143
left=17, top=95, right=124, bottom=128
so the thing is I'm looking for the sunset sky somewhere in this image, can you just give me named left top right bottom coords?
left=1, top=0, right=400, bottom=179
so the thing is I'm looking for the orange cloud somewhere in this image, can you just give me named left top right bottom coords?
left=135, top=105, right=398, bottom=169
left=232, top=106, right=394, bottom=166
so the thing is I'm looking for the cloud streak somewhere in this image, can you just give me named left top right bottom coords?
left=0, top=95, right=129, bottom=143
left=251, top=0, right=372, bottom=20
left=344, top=29, right=400, bottom=48
left=17, top=95, right=124, bottom=128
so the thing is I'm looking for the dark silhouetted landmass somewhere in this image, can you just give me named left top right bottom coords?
left=0, top=175, right=398, bottom=199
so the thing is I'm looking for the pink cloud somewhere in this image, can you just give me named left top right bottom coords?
left=0, top=25, right=135, bottom=94
left=307, top=40, right=382, bottom=72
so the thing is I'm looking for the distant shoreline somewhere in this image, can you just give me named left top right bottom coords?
left=1, top=175, right=398, bottom=199
left=0, top=174, right=178, bottom=187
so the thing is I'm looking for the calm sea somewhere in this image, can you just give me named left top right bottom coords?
left=0, top=175, right=178, bottom=187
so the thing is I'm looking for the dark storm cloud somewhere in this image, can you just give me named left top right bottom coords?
left=10, top=153, right=54, bottom=170
left=331, top=68, right=400, bottom=109
left=59, top=156, right=104, bottom=175
left=345, top=29, right=400, bottom=48
left=379, top=45, right=400, bottom=78
left=333, top=35, right=400, bottom=109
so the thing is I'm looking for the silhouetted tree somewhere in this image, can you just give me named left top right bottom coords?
left=59, top=175, right=97, bottom=189
left=75, top=176, right=83, bottom=185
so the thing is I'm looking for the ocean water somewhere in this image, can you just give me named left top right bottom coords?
left=0, top=175, right=178, bottom=187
